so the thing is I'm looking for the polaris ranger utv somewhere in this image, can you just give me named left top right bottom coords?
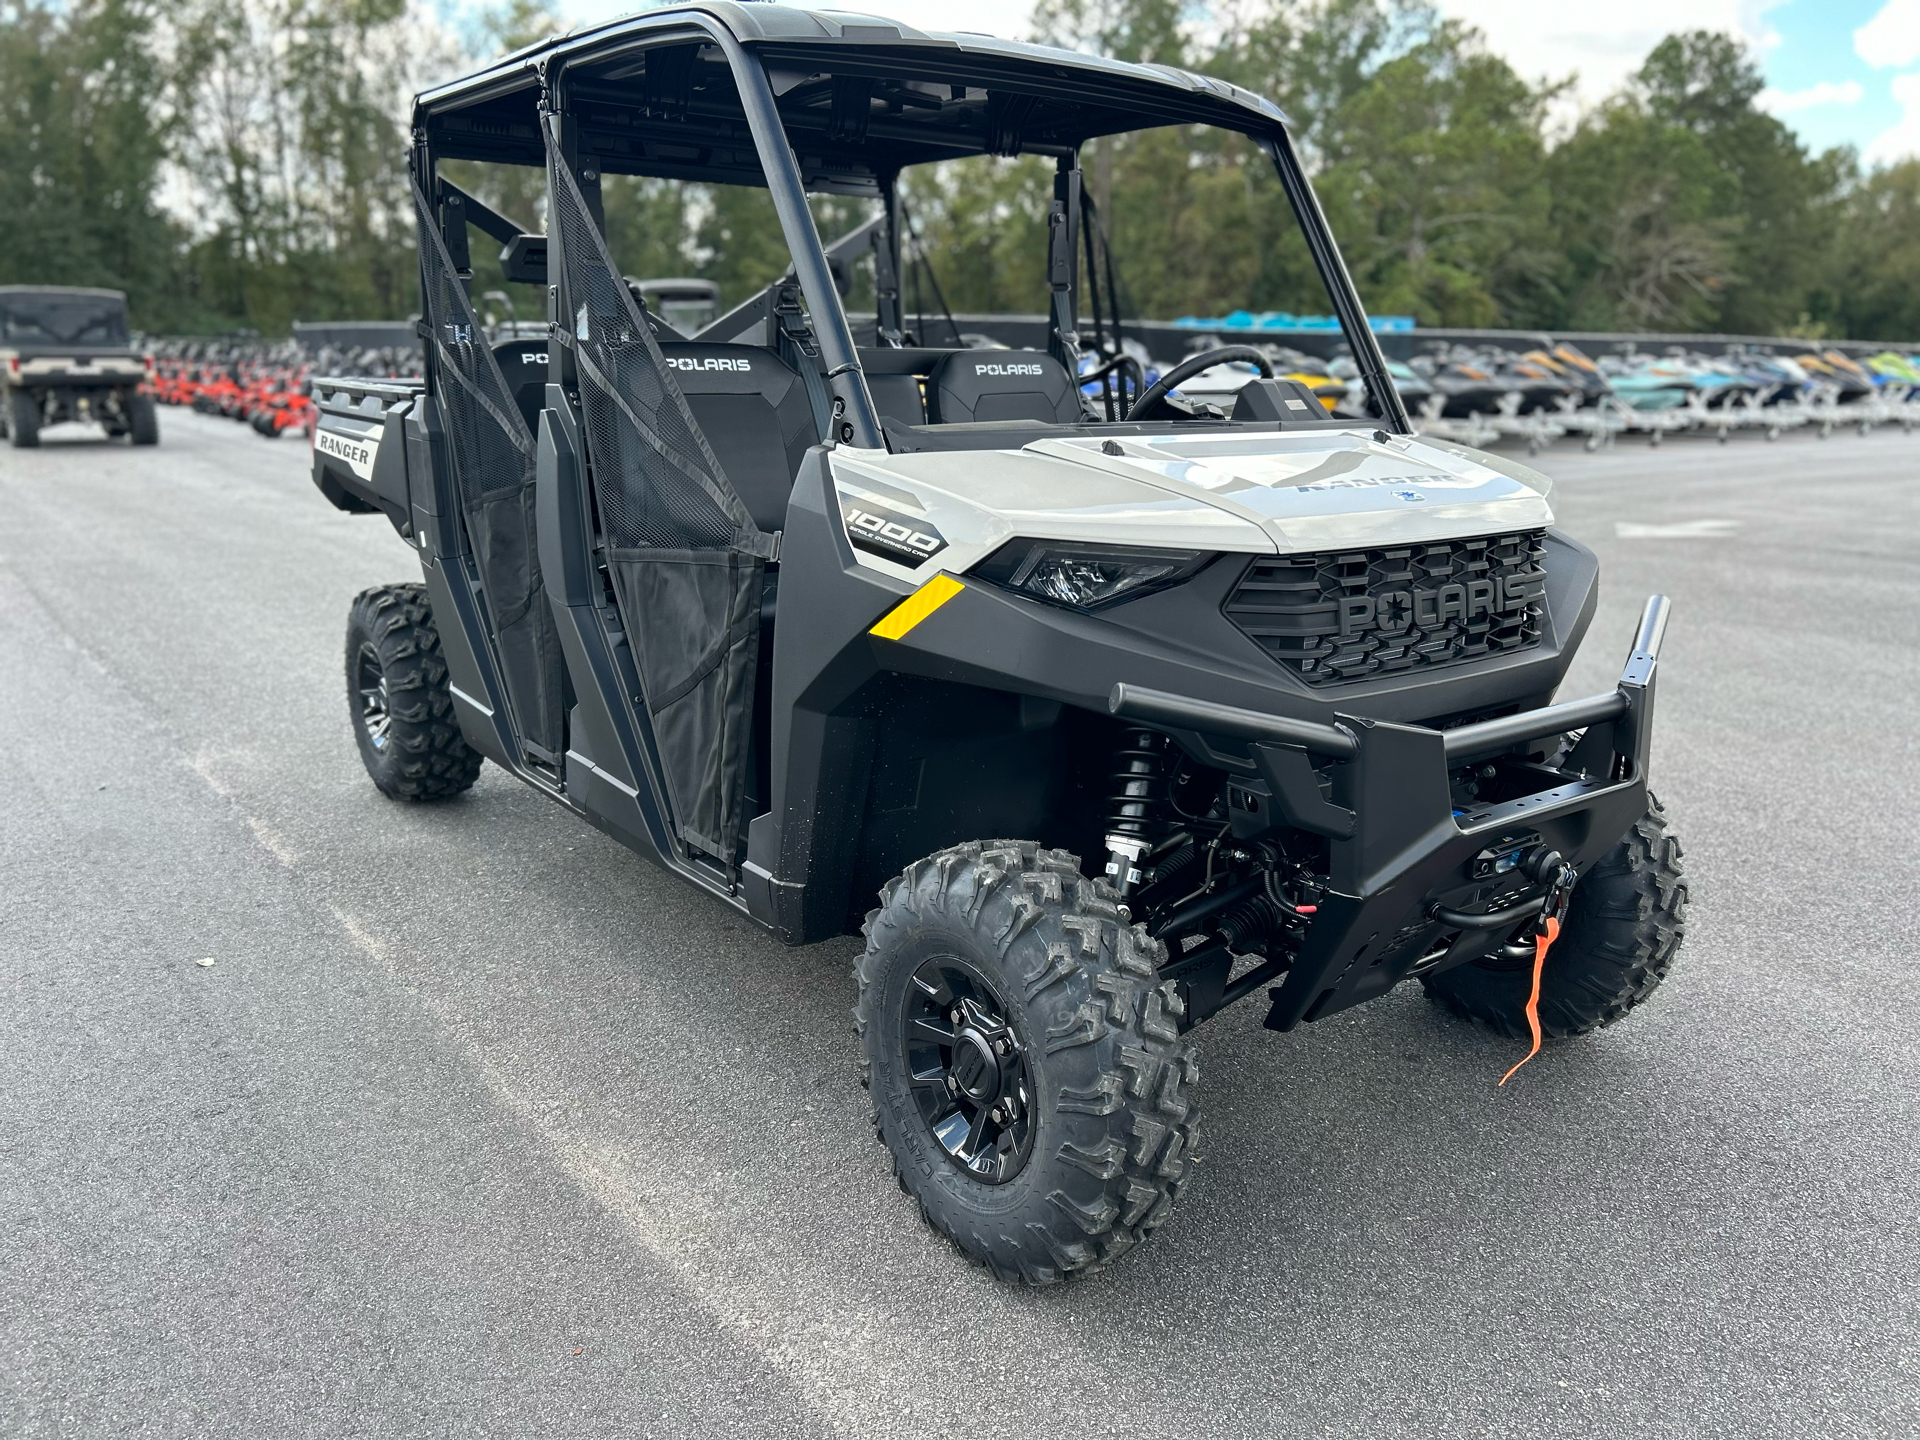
left=0, top=287, right=157, bottom=448
left=310, top=3, right=1686, bottom=1284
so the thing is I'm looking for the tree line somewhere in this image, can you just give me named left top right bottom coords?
left=4, top=0, right=1917, bottom=341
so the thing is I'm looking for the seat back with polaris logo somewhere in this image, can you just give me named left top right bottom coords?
left=657, top=343, right=817, bottom=533
left=491, top=338, right=550, bottom=434
left=925, top=350, right=1083, bottom=425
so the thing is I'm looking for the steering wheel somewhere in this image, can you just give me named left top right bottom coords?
left=1126, top=346, right=1274, bottom=422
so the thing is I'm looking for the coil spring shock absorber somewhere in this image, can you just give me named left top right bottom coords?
left=1105, top=729, right=1173, bottom=896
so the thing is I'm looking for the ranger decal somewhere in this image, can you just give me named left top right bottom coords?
left=316, top=427, right=377, bottom=481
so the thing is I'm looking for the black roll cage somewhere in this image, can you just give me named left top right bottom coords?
left=409, top=3, right=1412, bottom=438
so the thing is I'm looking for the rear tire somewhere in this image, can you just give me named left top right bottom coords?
left=345, top=583, right=481, bottom=801
left=856, top=840, right=1199, bottom=1284
left=1422, top=798, right=1687, bottom=1038
left=8, top=390, right=40, bottom=448
left=128, top=393, right=159, bottom=446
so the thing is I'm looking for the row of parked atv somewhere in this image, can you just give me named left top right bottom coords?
left=146, top=328, right=1916, bottom=456
left=146, top=339, right=422, bottom=439
left=1169, top=337, right=1920, bottom=452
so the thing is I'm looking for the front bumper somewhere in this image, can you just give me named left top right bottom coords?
left=1112, top=595, right=1670, bottom=1029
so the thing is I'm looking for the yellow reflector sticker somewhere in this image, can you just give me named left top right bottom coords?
left=869, top=574, right=964, bottom=641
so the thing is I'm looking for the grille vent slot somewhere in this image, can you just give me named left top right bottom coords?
left=1223, top=531, right=1547, bottom=687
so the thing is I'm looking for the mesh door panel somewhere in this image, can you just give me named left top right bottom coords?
left=412, top=177, right=565, bottom=755
left=545, top=136, right=769, bottom=861
left=545, top=152, right=761, bottom=554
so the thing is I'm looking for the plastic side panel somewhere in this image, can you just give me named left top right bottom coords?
left=535, top=390, right=595, bottom=607
left=534, top=396, right=676, bottom=862
left=421, top=556, right=516, bottom=769
left=371, top=411, right=413, bottom=517
left=555, top=620, right=662, bottom=858
left=405, top=402, right=464, bottom=562
left=745, top=451, right=906, bottom=941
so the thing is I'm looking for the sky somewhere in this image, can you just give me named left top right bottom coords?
left=552, top=0, right=1920, bottom=163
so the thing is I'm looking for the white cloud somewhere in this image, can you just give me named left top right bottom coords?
left=1856, top=0, right=1920, bottom=70
left=1758, top=79, right=1866, bottom=114
left=1863, top=70, right=1920, bottom=163
left=1429, top=0, right=1787, bottom=105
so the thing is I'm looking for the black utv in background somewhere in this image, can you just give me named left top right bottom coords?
left=0, top=287, right=157, bottom=448
left=310, top=3, right=1687, bottom=1284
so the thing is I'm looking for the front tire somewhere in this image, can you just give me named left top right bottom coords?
left=856, top=841, right=1199, bottom=1284
left=1423, top=799, right=1687, bottom=1038
left=345, top=583, right=481, bottom=801
left=8, top=390, right=40, bottom=448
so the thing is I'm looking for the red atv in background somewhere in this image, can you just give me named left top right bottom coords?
left=146, top=337, right=422, bottom=441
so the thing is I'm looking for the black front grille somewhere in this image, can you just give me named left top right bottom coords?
left=1223, top=530, right=1547, bottom=687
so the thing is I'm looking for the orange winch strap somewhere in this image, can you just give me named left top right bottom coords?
left=1498, top=915, right=1560, bottom=1087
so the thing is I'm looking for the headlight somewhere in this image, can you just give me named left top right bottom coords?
left=970, top=539, right=1211, bottom=611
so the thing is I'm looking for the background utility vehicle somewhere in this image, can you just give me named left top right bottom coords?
left=0, top=287, right=157, bottom=448
left=311, top=3, right=1687, bottom=1284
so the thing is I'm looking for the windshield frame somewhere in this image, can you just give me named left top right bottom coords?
left=422, top=7, right=1411, bottom=442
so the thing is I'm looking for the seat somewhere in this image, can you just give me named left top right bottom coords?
left=491, top=338, right=551, bottom=434
left=866, top=372, right=925, bottom=428
left=925, top=350, right=1084, bottom=425
left=658, top=343, right=817, bottom=534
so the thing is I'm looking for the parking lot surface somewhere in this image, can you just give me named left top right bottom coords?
left=3, top=411, right=1916, bottom=1438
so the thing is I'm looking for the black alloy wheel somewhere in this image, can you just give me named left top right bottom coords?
left=355, top=643, right=392, bottom=753
left=902, top=958, right=1036, bottom=1184
left=856, top=840, right=1200, bottom=1284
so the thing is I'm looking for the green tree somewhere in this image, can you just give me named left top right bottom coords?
left=1820, top=160, right=1920, bottom=341
left=1541, top=103, right=1737, bottom=331
left=900, top=155, right=1054, bottom=316
left=0, top=0, right=189, bottom=329
left=168, top=0, right=457, bottom=331
left=1311, top=24, right=1557, bottom=325
left=1215, top=0, right=1434, bottom=166
left=1632, top=31, right=1843, bottom=334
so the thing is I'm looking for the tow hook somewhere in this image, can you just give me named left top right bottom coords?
left=1522, top=846, right=1579, bottom=930
left=1498, top=857, right=1582, bottom=1086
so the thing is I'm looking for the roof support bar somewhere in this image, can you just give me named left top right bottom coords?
left=1046, top=158, right=1082, bottom=377
left=696, top=25, right=884, bottom=449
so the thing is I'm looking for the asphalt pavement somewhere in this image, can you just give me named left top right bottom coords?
left=2, top=409, right=1916, bottom=1439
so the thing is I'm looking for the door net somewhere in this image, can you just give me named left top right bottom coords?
left=411, top=174, right=566, bottom=757
left=544, top=132, right=773, bottom=863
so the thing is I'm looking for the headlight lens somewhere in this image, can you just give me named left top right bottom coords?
left=971, top=539, right=1210, bottom=611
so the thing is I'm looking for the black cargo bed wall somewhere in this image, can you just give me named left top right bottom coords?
left=543, top=115, right=774, bottom=865
left=411, top=172, right=567, bottom=758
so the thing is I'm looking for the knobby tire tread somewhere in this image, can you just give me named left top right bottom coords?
left=854, top=840, right=1199, bottom=1285
left=346, top=582, right=482, bottom=801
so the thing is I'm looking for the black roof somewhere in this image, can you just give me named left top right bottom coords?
left=417, top=1, right=1287, bottom=190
